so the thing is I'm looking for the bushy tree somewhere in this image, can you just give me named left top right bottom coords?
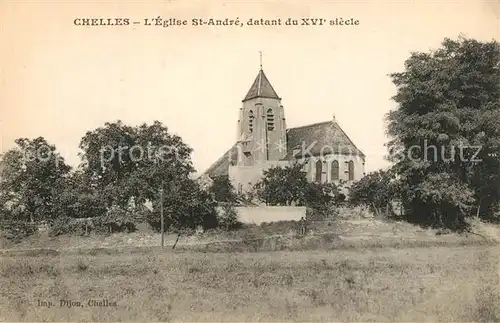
left=0, top=121, right=223, bottom=238
left=348, top=169, right=397, bottom=216
left=209, top=175, right=238, bottom=203
left=96, top=205, right=139, bottom=233
left=79, top=120, right=195, bottom=208
left=253, top=163, right=308, bottom=206
left=386, top=36, right=500, bottom=229
left=0, top=137, right=71, bottom=223
left=253, top=163, right=339, bottom=208
left=147, top=179, right=218, bottom=233
left=78, top=120, right=222, bottom=234
left=303, top=181, right=339, bottom=210
left=53, top=169, right=107, bottom=219
left=216, top=203, right=242, bottom=231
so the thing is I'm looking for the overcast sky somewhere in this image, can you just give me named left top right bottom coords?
left=1, top=0, right=498, bottom=175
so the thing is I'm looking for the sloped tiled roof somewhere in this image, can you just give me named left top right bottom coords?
left=203, top=120, right=365, bottom=178
left=282, top=121, right=365, bottom=159
left=243, top=69, right=280, bottom=102
left=203, top=144, right=239, bottom=177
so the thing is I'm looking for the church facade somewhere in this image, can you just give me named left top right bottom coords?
left=203, top=68, right=366, bottom=193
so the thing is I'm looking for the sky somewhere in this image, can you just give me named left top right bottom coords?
left=1, top=0, right=498, bottom=175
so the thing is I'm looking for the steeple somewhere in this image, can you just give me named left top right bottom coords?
left=237, top=55, right=287, bottom=166
left=242, top=69, right=280, bottom=102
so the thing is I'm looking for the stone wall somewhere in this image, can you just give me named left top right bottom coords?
left=234, top=206, right=306, bottom=225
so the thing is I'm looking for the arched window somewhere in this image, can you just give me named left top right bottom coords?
left=348, top=160, right=355, bottom=181
left=331, top=160, right=339, bottom=181
left=266, top=108, right=275, bottom=131
left=248, top=110, right=254, bottom=133
left=315, top=159, right=322, bottom=183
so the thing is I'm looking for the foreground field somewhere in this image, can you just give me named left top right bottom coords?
left=2, top=218, right=496, bottom=252
left=1, top=246, right=500, bottom=321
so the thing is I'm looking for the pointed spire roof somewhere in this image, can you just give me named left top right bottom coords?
left=243, top=69, right=281, bottom=102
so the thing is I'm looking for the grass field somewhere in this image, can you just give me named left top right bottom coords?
left=1, top=218, right=495, bottom=252
left=1, top=245, right=500, bottom=322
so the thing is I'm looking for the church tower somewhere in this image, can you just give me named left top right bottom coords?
left=236, top=65, right=287, bottom=166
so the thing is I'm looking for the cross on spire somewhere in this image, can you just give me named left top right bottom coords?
left=259, top=51, right=263, bottom=70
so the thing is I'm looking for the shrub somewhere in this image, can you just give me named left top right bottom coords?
left=94, top=206, right=138, bottom=234
left=348, top=170, right=396, bottom=217
left=216, top=203, right=242, bottom=231
left=49, top=217, right=90, bottom=237
left=147, top=180, right=219, bottom=233
left=209, top=175, right=238, bottom=203
left=337, top=205, right=374, bottom=220
left=49, top=205, right=147, bottom=237
left=0, top=221, right=37, bottom=243
left=306, top=203, right=339, bottom=221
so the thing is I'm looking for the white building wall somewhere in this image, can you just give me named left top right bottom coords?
left=229, top=154, right=365, bottom=194
left=300, top=154, right=365, bottom=184
left=228, top=160, right=290, bottom=193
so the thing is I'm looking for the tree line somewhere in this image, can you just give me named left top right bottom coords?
left=0, top=119, right=340, bottom=240
left=349, top=36, right=500, bottom=230
left=1, top=36, right=499, bottom=239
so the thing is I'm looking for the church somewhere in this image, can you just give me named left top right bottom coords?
left=203, top=66, right=366, bottom=193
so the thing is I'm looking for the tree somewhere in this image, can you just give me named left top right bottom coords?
left=53, top=169, right=107, bottom=219
left=386, top=36, right=500, bottom=229
left=348, top=169, right=397, bottom=216
left=253, top=163, right=309, bottom=206
left=78, top=120, right=195, bottom=208
left=209, top=175, right=238, bottom=203
left=253, top=163, right=339, bottom=208
left=216, top=203, right=242, bottom=231
left=0, top=137, right=71, bottom=223
left=303, top=181, right=339, bottom=210
left=147, top=179, right=218, bottom=233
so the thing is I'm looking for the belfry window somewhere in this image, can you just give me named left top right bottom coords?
left=248, top=110, right=254, bottom=133
left=266, top=108, right=275, bottom=131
